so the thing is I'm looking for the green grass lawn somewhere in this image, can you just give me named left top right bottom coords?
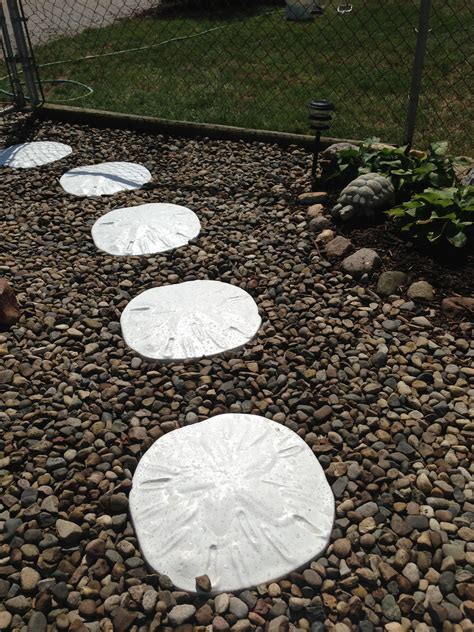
left=3, top=1, right=473, bottom=152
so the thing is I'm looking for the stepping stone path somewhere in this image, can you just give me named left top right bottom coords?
left=91, top=203, right=201, bottom=255
left=60, top=161, right=151, bottom=196
left=2, top=135, right=335, bottom=596
left=0, top=141, right=72, bottom=168
left=120, top=280, right=261, bottom=361
left=130, top=414, right=335, bottom=593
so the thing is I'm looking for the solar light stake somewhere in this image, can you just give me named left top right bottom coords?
left=309, top=99, right=335, bottom=189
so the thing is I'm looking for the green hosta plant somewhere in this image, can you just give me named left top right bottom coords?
left=322, top=139, right=468, bottom=201
left=386, top=186, right=474, bottom=248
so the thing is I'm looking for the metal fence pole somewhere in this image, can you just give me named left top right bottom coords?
left=1, top=2, right=25, bottom=109
left=6, top=0, right=41, bottom=108
left=404, top=0, right=431, bottom=147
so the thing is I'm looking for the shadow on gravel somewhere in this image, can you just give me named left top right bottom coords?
left=1, top=112, right=42, bottom=147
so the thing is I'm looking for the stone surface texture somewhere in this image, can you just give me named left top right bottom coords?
left=341, top=248, right=381, bottom=278
left=324, top=235, right=352, bottom=258
left=130, top=414, right=334, bottom=593
left=60, top=161, right=151, bottom=196
left=0, top=141, right=72, bottom=168
left=407, top=280, right=435, bottom=301
left=376, top=271, right=407, bottom=296
left=121, top=280, right=261, bottom=360
left=91, top=203, right=201, bottom=255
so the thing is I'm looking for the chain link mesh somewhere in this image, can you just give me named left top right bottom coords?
left=2, top=0, right=473, bottom=152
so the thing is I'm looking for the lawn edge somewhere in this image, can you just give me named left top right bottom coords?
left=36, top=104, right=362, bottom=150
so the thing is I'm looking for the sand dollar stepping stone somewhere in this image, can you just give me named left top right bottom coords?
left=59, top=161, right=151, bottom=196
left=130, top=413, right=335, bottom=593
left=0, top=141, right=72, bottom=168
left=91, top=203, right=201, bottom=256
left=121, top=280, right=261, bottom=360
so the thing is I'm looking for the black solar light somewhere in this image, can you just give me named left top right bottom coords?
left=309, top=99, right=335, bottom=188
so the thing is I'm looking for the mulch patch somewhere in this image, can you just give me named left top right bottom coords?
left=320, top=192, right=474, bottom=322
left=339, top=219, right=474, bottom=298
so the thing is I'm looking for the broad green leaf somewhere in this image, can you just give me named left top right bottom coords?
left=430, top=141, right=448, bottom=156
left=448, top=230, right=467, bottom=248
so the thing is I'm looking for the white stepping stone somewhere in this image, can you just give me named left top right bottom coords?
left=0, top=141, right=72, bottom=169
left=130, top=413, right=335, bottom=593
left=59, top=161, right=151, bottom=196
left=120, top=280, right=261, bottom=361
left=91, top=203, right=201, bottom=256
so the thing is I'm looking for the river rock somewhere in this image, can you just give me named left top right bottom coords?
left=407, top=280, right=434, bottom=301
left=325, top=235, right=353, bottom=258
left=376, top=271, right=407, bottom=296
left=341, top=248, right=381, bottom=278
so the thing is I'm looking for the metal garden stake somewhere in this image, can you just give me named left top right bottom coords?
left=309, top=99, right=334, bottom=189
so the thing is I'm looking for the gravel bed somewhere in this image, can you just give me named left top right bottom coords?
left=0, top=114, right=473, bottom=632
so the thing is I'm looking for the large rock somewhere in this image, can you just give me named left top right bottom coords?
left=341, top=248, right=381, bottom=279
left=56, top=519, right=82, bottom=546
left=195, top=574, right=211, bottom=592
left=441, top=296, right=474, bottom=318
left=322, top=142, right=358, bottom=160
left=307, top=203, right=325, bottom=217
left=315, top=229, right=335, bottom=244
left=309, top=216, right=330, bottom=233
left=0, top=278, right=20, bottom=327
left=20, top=567, right=40, bottom=592
left=27, top=611, right=47, bottom=632
left=0, top=612, right=12, bottom=630
left=407, top=280, right=434, bottom=301
left=168, top=604, right=196, bottom=626
left=267, top=615, right=289, bottom=632
left=298, top=191, right=328, bottom=205
left=376, top=271, right=407, bottom=296
left=325, top=235, right=353, bottom=258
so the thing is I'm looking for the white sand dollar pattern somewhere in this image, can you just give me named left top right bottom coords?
left=91, top=203, right=201, bottom=255
left=120, top=280, right=261, bottom=360
left=130, top=414, right=335, bottom=593
left=0, top=141, right=72, bottom=169
left=59, top=161, right=151, bottom=196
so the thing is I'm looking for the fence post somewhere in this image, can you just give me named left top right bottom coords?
left=5, top=0, right=42, bottom=108
left=404, top=0, right=431, bottom=147
left=0, top=2, right=25, bottom=109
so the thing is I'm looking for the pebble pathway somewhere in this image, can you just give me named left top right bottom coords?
left=0, top=115, right=472, bottom=632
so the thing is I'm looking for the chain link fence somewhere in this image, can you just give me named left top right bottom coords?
left=2, top=0, right=473, bottom=152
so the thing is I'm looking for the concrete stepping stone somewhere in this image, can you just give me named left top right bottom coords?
left=130, top=413, right=335, bottom=593
left=91, top=203, right=201, bottom=256
left=120, top=280, right=261, bottom=361
left=59, top=161, right=151, bottom=196
left=0, top=141, right=72, bottom=168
